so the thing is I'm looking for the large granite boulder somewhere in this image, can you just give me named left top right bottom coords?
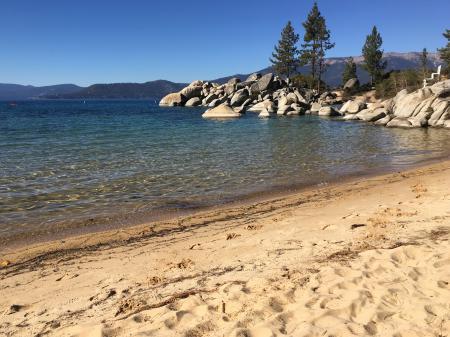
left=343, top=78, right=360, bottom=91
left=246, top=73, right=261, bottom=82
left=340, top=100, right=366, bottom=114
left=159, top=93, right=186, bottom=106
left=180, top=81, right=203, bottom=99
left=386, top=117, right=413, bottom=128
left=250, top=73, right=274, bottom=94
left=374, top=114, right=393, bottom=126
left=203, top=93, right=218, bottom=105
left=318, top=106, right=340, bottom=117
left=356, top=108, right=387, bottom=122
left=227, top=78, right=241, bottom=86
left=248, top=99, right=276, bottom=113
left=202, top=103, right=242, bottom=118
left=258, top=107, right=274, bottom=118
left=230, top=89, right=249, bottom=107
left=310, top=102, right=322, bottom=113
left=430, top=80, right=450, bottom=98
left=185, top=97, right=201, bottom=107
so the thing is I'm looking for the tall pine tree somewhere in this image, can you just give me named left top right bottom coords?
left=420, top=48, right=428, bottom=78
left=438, top=29, right=450, bottom=74
left=301, top=2, right=334, bottom=92
left=270, top=21, right=300, bottom=79
left=342, top=57, right=357, bottom=85
left=362, top=26, right=387, bottom=85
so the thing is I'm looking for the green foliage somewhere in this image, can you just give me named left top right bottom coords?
left=376, top=69, right=422, bottom=99
left=291, top=74, right=327, bottom=91
left=362, top=26, right=387, bottom=85
left=270, top=21, right=300, bottom=79
left=342, top=57, right=357, bottom=85
left=301, top=2, right=335, bottom=92
left=438, top=29, right=450, bottom=75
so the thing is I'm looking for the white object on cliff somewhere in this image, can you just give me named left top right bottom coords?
left=423, top=65, right=442, bottom=88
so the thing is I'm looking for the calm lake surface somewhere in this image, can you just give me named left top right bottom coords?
left=1, top=100, right=450, bottom=241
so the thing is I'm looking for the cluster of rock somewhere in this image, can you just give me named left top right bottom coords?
left=339, top=80, right=450, bottom=128
left=160, top=75, right=450, bottom=129
left=160, top=73, right=318, bottom=118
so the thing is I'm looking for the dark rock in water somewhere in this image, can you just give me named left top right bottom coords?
left=250, top=73, right=274, bottom=94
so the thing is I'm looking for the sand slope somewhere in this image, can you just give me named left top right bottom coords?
left=1, top=161, right=450, bottom=337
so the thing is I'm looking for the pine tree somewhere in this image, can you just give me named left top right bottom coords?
left=301, top=2, right=334, bottom=92
left=270, top=21, right=300, bottom=79
left=420, top=48, right=428, bottom=78
left=342, top=57, right=357, bottom=85
left=438, top=29, right=450, bottom=74
left=362, top=26, right=387, bottom=85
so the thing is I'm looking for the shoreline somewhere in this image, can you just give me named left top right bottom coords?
left=1, top=156, right=450, bottom=336
left=3, top=155, right=450, bottom=261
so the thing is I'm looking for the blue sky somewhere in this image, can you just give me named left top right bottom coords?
left=1, top=0, right=449, bottom=86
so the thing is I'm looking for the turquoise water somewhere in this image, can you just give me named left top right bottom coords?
left=1, top=100, right=450, bottom=241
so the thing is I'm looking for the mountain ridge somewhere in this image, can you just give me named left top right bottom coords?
left=0, top=52, right=443, bottom=100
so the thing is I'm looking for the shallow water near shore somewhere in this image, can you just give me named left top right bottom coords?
left=1, top=100, right=450, bottom=243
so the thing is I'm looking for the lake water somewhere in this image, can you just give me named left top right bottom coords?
left=1, top=100, right=450, bottom=243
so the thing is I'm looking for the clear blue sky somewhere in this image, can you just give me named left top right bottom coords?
left=1, top=0, right=448, bottom=86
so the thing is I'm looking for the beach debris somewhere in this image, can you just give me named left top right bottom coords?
left=351, top=224, right=367, bottom=230
left=177, top=258, right=194, bottom=269
left=245, top=224, right=263, bottom=231
left=226, top=233, right=241, bottom=240
left=0, top=260, right=11, bottom=268
left=9, top=304, right=25, bottom=314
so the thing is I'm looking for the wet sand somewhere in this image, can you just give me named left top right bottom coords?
left=1, top=160, right=450, bottom=336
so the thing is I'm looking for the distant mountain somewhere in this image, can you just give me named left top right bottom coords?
left=50, top=80, right=188, bottom=100
left=0, top=83, right=82, bottom=100
left=0, top=52, right=443, bottom=100
left=212, top=52, right=443, bottom=87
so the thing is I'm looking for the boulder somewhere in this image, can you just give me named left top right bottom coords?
left=230, top=89, right=249, bottom=107
left=408, top=117, right=428, bottom=128
left=356, top=108, right=387, bottom=122
left=310, top=102, right=321, bottom=113
left=374, top=114, right=393, bottom=126
left=227, top=77, right=241, bottom=86
left=225, top=84, right=236, bottom=95
left=159, top=93, right=186, bottom=106
left=208, top=98, right=222, bottom=108
left=250, top=73, right=274, bottom=94
left=203, top=93, right=218, bottom=105
left=248, top=99, right=275, bottom=113
left=343, top=114, right=360, bottom=121
left=246, top=73, right=261, bottom=82
left=318, top=106, right=340, bottom=117
left=343, top=78, right=360, bottom=91
left=277, top=105, right=293, bottom=115
left=180, top=82, right=203, bottom=99
left=444, top=120, right=450, bottom=129
left=386, top=117, right=413, bottom=128
left=341, top=100, right=366, bottom=114
left=430, top=80, right=450, bottom=98
left=202, top=103, right=242, bottom=118
left=258, top=107, right=273, bottom=118
left=394, top=88, right=434, bottom=118
left=185, top=97, right=201, bottom=107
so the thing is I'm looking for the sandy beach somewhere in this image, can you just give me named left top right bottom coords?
left=1, top=160, right=450, bottom=337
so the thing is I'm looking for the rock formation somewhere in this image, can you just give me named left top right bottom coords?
left=160, top=75, right=450, bottom=128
